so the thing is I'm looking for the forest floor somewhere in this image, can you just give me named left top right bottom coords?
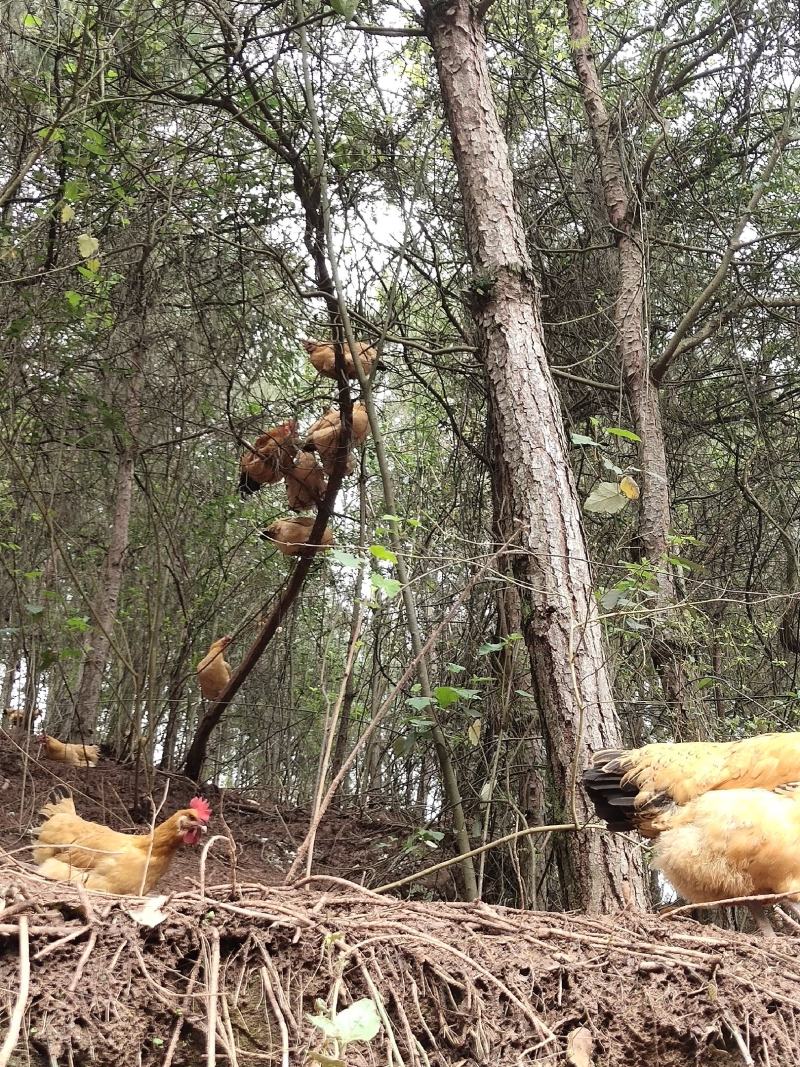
left=1, top=732, right=799, bottom=1066
left=0, top=731, right=451, bottom=898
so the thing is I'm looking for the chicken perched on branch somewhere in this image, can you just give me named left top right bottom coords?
left=584, top=733, right=800, bottom=934
left=34, top=793, right=211, bottom=894
left=197, top=635, right=232, bottom=701
left=304, top=403, right=370, bottom=476
left=285, top=450, right=328, bottom=511
left=261, top=516, right=333, bottom=556
left=38, top=734, right=99, bottom=767
left=239, top=419, right=298, bottom=497
left=302, top=338, right=381, bottom=380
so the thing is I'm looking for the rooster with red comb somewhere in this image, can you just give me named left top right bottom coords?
left=34, top=792, right=212, bottom=895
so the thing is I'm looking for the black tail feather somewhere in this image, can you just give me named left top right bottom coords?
left=582, top=761, right=638, bottom=832
left=239, top=471, right=262, bottom=497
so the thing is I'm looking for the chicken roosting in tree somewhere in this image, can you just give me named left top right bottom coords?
left=34, top=793, right=211, bottom=894
left=261, top=516, right=334, bottom=555
left=239, top=419, right=298, bottom=496
left=584, top=732, right=800, bottom=935
left=302, top=338, right=381, bottom=380
left=197, top=635, right=233, bottom=701
left=38, top=734, right=99, bottom=767
left=285, top=450, right=328, bottom=511
left=304, top=403, right=370, bottom=476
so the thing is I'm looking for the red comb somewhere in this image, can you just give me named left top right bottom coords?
left=190, top=796, right=212, bottom=822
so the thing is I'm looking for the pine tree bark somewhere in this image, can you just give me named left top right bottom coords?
left=565, top=0, right=689, bottom=720
left=424, top=0, right=648, bottom=910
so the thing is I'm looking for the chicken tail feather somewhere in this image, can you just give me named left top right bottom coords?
left=582, top=762, right=639, bottom=831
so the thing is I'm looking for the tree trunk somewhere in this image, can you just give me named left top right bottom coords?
left=565, top=0, right=689, bottom=719
left=73, top=353, right=144, bottom=738
left=425, top=0, right=648, bottom=911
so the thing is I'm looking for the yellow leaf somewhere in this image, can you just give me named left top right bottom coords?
left=61, top=204, right=75, bottom=223
left=77, top=233, right=99, bottom=258
left=86, top=257, right=101, bottom=273
left=467, top=719, right=481, bottom=747
left=619, top=475, right=640, bottom=500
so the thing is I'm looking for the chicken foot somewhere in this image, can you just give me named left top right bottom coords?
left=748, top=904, right=777, bottom=938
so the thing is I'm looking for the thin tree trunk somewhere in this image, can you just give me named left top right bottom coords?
left=73, top=353, right=144, bottom=737
left=424, top=0, right=648, bottom=911
left=565, top=0, right=689, bottom=718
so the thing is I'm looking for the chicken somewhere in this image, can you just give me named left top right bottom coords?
left=3, top=707, right=25, bottom=729
left=38, top=734, right=99, bottom=767
left=285, top=450, right=328, bottom=512
left=34, top=793, right=211, bottom=895
left=302, top=338, right=381, bottom=380
left=304, top=403, right=369, bottom=476
left=584, top=733, right=800, bottom=934
left=239, top=420, right=298, bottom=497
left=197, top=635, right=232, bottom=701
left=261, top=516, right=334, bottom=556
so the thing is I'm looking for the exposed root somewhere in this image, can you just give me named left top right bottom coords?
left=1, top=867, right=800, bottom=1065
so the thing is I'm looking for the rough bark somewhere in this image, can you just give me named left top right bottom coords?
left=565, top=0, right=689, bottom=718
left=425, top=0, right=648, bottom=911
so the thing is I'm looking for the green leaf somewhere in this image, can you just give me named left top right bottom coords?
left=369, top=544, right=398, bottom=564
left=445, top=662, right=465, bottom=674
left=477, top=641, right=503, bottom=656
left=25, top=603, right=44, bottom=616
left=334, top=999, right=381, bottom=1043
left=330, top=549, right=361, bottom=569
left=65, top=615, right=90, bottom=633
left=23, top=13, right=43, bottom=27
left=570, top=432, right=601, bottom=447
left=64, top=290, right=82, bottom=308
left=328, top=0, right=359, bottom=18
left=370, top=573, right=401, bottom=598
left=63, top=179, right=88, bottom=202
left=584, top=482, right=629, bottom=515
left=605, top=426, right=641, bottom=443
left=308, top=999, right=380, bottom=1046
left=405, top=696, right=433, bottom=711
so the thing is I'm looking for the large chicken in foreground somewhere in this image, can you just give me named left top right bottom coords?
left=34, top=794, right=211, bottom=894
left=584, top=734, right=800, bottom=934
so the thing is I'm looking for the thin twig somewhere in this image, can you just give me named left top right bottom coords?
left=0, top=915, right=30, bottom=1067
left=206, top=929, right=221, bottom=1067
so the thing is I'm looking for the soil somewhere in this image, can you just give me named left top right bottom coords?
left=1, top=731, right=799, bottom=1066
left=0, top=731, right=453, bottom=898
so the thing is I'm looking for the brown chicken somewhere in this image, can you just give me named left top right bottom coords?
left=285, top=451, right=328, bottom=512
left=3, top=707, right=25, bottom=728
left=196, top=635, right=232, bottom=701
left=38, top=734, right=99, bottom=767
left=304, top=403, right=369, bottom=476
left=302, top=338, right=381, bottom=380
left=584, top=733, right=800, bottom=934
left=261, top=516, right=334, bottom=556
left=34, top=794, right=211, bottom=895
left=239, top=420, right=298, bottom=497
